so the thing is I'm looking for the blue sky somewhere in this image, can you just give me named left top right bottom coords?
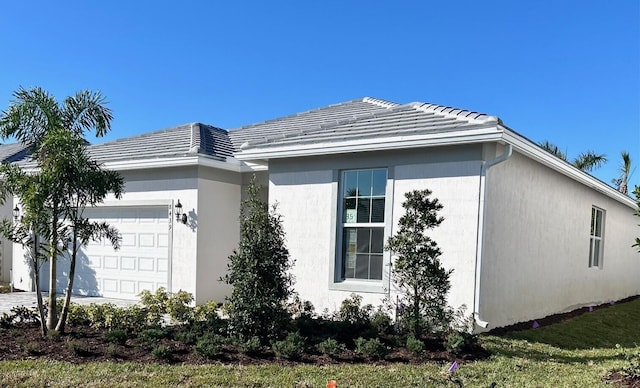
left=1, top=1, right=638, bottom=189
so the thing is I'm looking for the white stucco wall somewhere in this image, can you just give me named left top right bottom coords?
left=11, top=164, right=246, bottom=305
left=481, top=150, right=640, bottom=329
left=268, top=146, right=483, bottom=315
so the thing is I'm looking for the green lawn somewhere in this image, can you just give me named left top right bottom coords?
left=2, top=299, right=639, bottom=387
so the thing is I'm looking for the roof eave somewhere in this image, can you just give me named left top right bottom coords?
left=234, top=126, right=504, bottom=160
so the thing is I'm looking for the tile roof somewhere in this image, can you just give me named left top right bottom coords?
left=228, top=97, right=399, bottom=149
left=0, top=143, right=30, bottom=163
left=229, top=97, right=499, bottom=151
left=88, top=122, right=234, bottom=163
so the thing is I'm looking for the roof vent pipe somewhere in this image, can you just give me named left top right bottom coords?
left=473, top=143, right=512, bottom=329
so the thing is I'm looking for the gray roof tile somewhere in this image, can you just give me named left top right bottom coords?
left=230, top=97, right=499, bottom=150
left=88, top=122, right=233, bottom=163
left=0, top=143, right=30, bottom=163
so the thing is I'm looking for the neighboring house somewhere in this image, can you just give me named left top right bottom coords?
left=6, top=97, right=640, bottom=330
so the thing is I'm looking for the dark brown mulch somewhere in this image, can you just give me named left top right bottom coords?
left=605, top=372, right=640, bottom=388
left=0, top=323, right=488, bottom=366
left=488, top=295, right=640, bottom=335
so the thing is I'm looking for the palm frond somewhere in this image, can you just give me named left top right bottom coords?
left=572, top=151, right=607, bottom=172
left=538, top=140, right=568, bottom=161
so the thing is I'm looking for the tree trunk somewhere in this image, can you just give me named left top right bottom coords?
left=56, top=229, right=77, bottom=333
left=47, top=209, right=58, bottom=331
left=32, top=236, right=47, bottom=337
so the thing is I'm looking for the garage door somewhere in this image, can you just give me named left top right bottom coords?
left=58, top=206, right=171, bottom=300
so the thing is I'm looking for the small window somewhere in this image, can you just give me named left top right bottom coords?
left=589, top=206, right=605, bottom=268
left=339, top=169, right=387, bottom=280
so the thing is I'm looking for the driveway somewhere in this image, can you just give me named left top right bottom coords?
left=0, top=292, right=136, bottom=316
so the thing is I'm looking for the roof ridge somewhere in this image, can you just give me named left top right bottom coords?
left=410, top=102, right=500, bottom=125
left=362, top=97, right=399, bottom=109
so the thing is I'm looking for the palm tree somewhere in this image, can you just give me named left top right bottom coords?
left=611, top=151, right=633, bottom=195
left=538, top=140, right=607, bottom=172
left=0, top=86, right=113, bottom=331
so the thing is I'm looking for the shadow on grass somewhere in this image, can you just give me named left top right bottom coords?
left=487, top=297, right=640, bottom=351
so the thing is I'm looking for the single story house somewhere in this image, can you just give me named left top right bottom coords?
left=5, top=97, right=639, bottom=330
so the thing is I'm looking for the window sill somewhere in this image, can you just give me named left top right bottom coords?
left=329, top=280, right=387, bottom=294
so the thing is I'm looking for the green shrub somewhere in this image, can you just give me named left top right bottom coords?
left=22, top=341, right=42, bottom=355
left=67, top=304, right=90, bottom=326
left=138, top=328, right=166, bottom=346
left=195, top=334, right=225, bottom=359
left=316, top=338, right=346, bottom=357
left=138, top=287, right=169, bottom=325
left=238, top=336, right=262, bottom=354
left=174, top=329, right=198, bottom=345
left=272, top=331, right=306, bottom=360
left=151, top=345, right=173, bottom=360
left=46, top=330, right=62, bottom=342
left=103, top=329, right=128, bottom=345
left=166, top=290, right=195, bottom=324
left=406, top=335, right=425, bottom=355
left=193, top=300, right=218, bottom=322
left=371, top=309, right=392, bottom=335
left=66, top=338, right=91, bottom=356
left=336, top=294, right=373, bottom=325
left=105, top=343, right=120, bottom=358
left=10, top=305, right=39, bottom=323
left=354, top=337, right=388, bottom=360
left=0, top=312, right=14, bottom=328
left=223, top=178, right=294, bottom=343
left=445, top=330, right=478, bottom=354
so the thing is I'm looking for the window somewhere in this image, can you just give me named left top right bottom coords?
left=339, top=169, right=387, bottom=280
left=589, top=206, right=605, bottom=268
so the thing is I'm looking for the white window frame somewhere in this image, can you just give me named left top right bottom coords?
left=330, top=167, right=393, bottom=293
left=588, top=206, right=605, bottom=268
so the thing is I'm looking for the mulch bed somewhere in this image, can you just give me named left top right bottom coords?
left=0, top=323, right=488, bottom=366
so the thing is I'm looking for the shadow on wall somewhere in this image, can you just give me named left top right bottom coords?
left=39, top=251, right=99, bottom=297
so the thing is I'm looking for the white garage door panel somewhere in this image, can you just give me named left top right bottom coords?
left=70, top=206, right=170, bottom=300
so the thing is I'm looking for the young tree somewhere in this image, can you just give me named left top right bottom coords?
left=223, top=177, right=293, bottom=343
left=0, top=87, right=120, bottom=332
left=386, top=189, right=452, bottom=338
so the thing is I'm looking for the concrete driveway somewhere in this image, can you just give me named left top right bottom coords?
left=0, top=292, right=136, bottom=316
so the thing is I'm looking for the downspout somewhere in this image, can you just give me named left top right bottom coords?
left=473, top=143, right=512, bottom=328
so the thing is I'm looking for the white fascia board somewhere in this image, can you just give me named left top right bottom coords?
left=501, top=129, right=636, bottom=209
left=234, top=127, right=503, bottom=160
left=104, top=155, right=246, bottom=173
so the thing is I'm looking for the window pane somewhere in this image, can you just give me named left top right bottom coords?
left=357, top=170, right=373, bottom=197
left=372, top=169, right=387, bottom=196
left=343, top=198, right=357, bottom=223
left=343, top=171, right=358, bottom=198
left=357, top=198, right=371, bottom=223
left=371, top=198, right=385, bottom=223
left=343, top=228, right=357, bottom=277
left=370, top=227, right=384, bottom=253
left=591, top=207, right=595, bottom=236
left=595, top=209, right=602, bottom=237
left=355, top=254, right=370, bottom=279
left=589, top=238, right=594, bottom=266
left=593, top=239, right=601, bottom=266
left=369, top=254, right=383, bottom=280
left=357, top=228, right=370, bottom=253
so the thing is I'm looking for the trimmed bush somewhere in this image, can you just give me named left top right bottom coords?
left=316, top=338, right=346, bottom=357
left=406, top=335, right=425, bottom=355
left=152, top=345, right=173, bottom=360
left=238, top=336, right=262, bottom=354
left=354, top=337, right=388, bottom=360
left=166, top=290, right=195, bottom=324
left=103, top=329, right=128, bottom=345
left=195, top=334, right=225, bottom=359
left=66, top=338, right=91, bottom=356
left=272, top=331, right=306, bottom=360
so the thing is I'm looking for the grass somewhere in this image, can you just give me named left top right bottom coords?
left=1, top=298, right=639, bottom=387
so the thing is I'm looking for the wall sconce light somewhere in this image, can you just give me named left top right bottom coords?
left=175, top=200, right=187, bottom=224
left=13, top=205, right=19, bottom=222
